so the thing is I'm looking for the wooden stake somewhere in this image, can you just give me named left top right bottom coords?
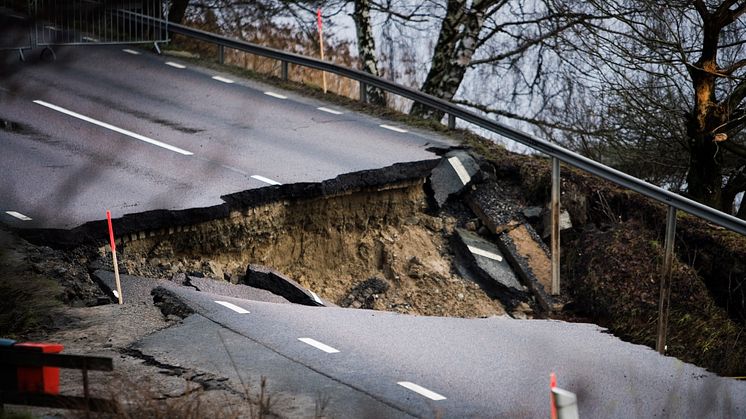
left=317, top=8, right=327, bottom=94
left=106, top=210, right=123, bottom=305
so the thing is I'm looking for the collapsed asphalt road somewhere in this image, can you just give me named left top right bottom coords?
left=0, top=44, right=455, bottom=229
left=97, top=271, right=746, bottom=419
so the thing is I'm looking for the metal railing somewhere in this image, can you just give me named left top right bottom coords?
left=121, top=10, right=746, bottom=350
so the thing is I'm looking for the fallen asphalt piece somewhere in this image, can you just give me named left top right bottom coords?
left=429, top=150, right=480, bottom=208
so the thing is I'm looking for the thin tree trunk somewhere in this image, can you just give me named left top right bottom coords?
left=352, top=0, right=385, bottom=106
left=168, top=0, right=189, bottom=24
left=410, top=0, right=483, bottom=121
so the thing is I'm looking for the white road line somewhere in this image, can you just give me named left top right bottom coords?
left=214, top=301, right=250, bottom=314
left=448, top=156, right=472, bottom=185
left=298, top=338, right=340, bottom=354
left=264, top=91, right=288, bottom=99
left=212, top=76, right=234, bottom=84
left=309, top=290, right=324, bottom=305
left=397, top=381, right=446, bottom=401
left=5, top=211, right=32, bottom=221
left=33, top=100, right=194, bottom=156
left=317, top=107, right=343, bottom=115
left=122, top=48, right=140, bottom=55
left=165, top=61, right=186, bottom=69
left=467, top=245, right=503, bottom=262
left=380, top=124, right=408, bottom=133
left=251, top=175, right=282, bottom=186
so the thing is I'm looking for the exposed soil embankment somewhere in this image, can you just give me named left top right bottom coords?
left=121, top=181, right=505, bottom=318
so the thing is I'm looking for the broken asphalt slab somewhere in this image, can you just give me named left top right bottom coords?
left=244, top=264, right=327, bottom=307
left=453, top=228, right=528, bottom=305
left=429, top=150, right=480, bottom=208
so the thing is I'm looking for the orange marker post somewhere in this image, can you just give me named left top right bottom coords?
left=317, top=8, right=327, bottom=93
left=106, top=210, right=123, bottom=304
left=550, top=372, right=557, bottom=419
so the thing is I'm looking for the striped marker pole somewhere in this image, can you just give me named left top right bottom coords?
left=107, top=210, right=123, bottom=305
left=550, top=372, right=557, bottom=419
left=317, top=8, right=327, bottom=93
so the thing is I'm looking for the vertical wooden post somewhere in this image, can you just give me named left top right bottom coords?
left=218, top=44, right=224, bottom=64
left=281, top=61, right=289, bottom=81
left=360, top=82, right=368, bottom=103
left=317, top=9, right=327, bottom=93
left=551, top=157, right=561, bottom=295
left=656, top=205, right=677, bottom=354
left=106, top=211, right=123, bottom=305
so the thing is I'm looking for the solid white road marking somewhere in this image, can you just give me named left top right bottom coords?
left=214, top=301, right=250, bottom=314
left=298, top=338, right=340, bottom=354
left=309, top=290, right=324, bottom=305
left=317, top=107, right=343, bottom=115
left=33, top=100, right=194, bottom=156
left=264, top=91, right=288, bottom=99
left=380, top=124, right=408, bottom=133
left=122, top=48, right=140, bottom=55
left=5, top=211, right=32, bottom=221
left=448, top=156, right=471, bottom=185
left=212, top=76, right=234, bottom=84
left=397, top=382, right=446, bottom=401
left=467, top=245, right=503, bottom=262
left=251, top=175, right=282, bottom=186
left=165, top=61, right=186, bottom=69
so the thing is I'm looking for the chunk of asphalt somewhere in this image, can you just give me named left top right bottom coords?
left=92, top=269, right=161, bottom=304
left=243, top=264, right=326, bottom=307
left=453, top=228, right=527, bottom=299
left=152, top=287, right=194, bottom=319
left=465, top=178, right=522, bottom=234
left=186, top=276, right=293, bottom=305
left=429, top=150, right=480, bottom=208
left=496, top=224, right=554, bottom=313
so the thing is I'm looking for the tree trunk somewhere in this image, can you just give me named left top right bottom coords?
left=168, top=0, right=189, bottom=24
left=410, top=0, right=484, bottom=121
left=352, top=0, right=385, bottom=106
left=685, top=135, right=722, bottom=207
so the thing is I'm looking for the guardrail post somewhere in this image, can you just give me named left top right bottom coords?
left=360, top=82, right=368, bottom=103
left=448, top=114, right=456, bottom=130
left=281, top=61, right=289, bottom=81
left=656, top=205, right=677, bottom=354
left=218, top=44, right=224, bottom=64
left=551, top=157, right=561, bottom=295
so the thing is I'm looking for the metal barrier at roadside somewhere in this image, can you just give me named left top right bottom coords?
left=0, top=1, right=167, bottom=59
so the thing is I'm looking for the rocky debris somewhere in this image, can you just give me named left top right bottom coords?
left=24, top=244, right=104, bottom=306
left=152, top=287, right=194, bottom=319
left=340, top=277, right=390, bottom=309
left=522, top=207, right=543, bottom=220
left=243, top=264, right=324, bottom=306
left=429, top=150, right=481, bottom=208
left=465, top=178, right=524, bottom=234
left=453, top=228, right=528, bottom=309
left=541, top=208, right=573, bottom=239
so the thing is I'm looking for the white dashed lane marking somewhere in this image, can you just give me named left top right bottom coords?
left=467, top=245, right=503, bottom=262
left=122, top=48, right=140, bottom=55
left=212, top=76, right=235, bottom=84
left=448, top=156, right=471, bottom=185
left=264, top=91, right=288, bottom=99
left=298, top=338, right=340, bottom=354
left=5, top=211, right=32, bottom=221
left=165, top=62, right=186, bottom=69
left=251, top=175, right=282, bottom=186
left=33, top=100, right=194, bottom=156
left=380, top=124, right=408, bottom=133
left=214, top=301, right=250, bottom=314
left=317, top=107, right=343, bottom=115
left=397, top=381, right=447, bottom=401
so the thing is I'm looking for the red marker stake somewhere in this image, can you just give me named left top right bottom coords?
left=317, top=8, right=327, bottom=93
left=106, top=210, right=123, bottom=305
left=550, top=372, right=557, bottom=419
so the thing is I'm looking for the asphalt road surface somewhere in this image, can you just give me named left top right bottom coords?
left=0, top=44, right=454, bottom=229
left=120, top=277, right=745, bottom=419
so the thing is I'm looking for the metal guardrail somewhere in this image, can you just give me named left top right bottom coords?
left=120, top=10, right=746, bottom=236
left=121, top=10, right=745, bottom=351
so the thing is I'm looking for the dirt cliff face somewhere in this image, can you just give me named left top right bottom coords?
left=120, top=182, right=506, bottom=318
